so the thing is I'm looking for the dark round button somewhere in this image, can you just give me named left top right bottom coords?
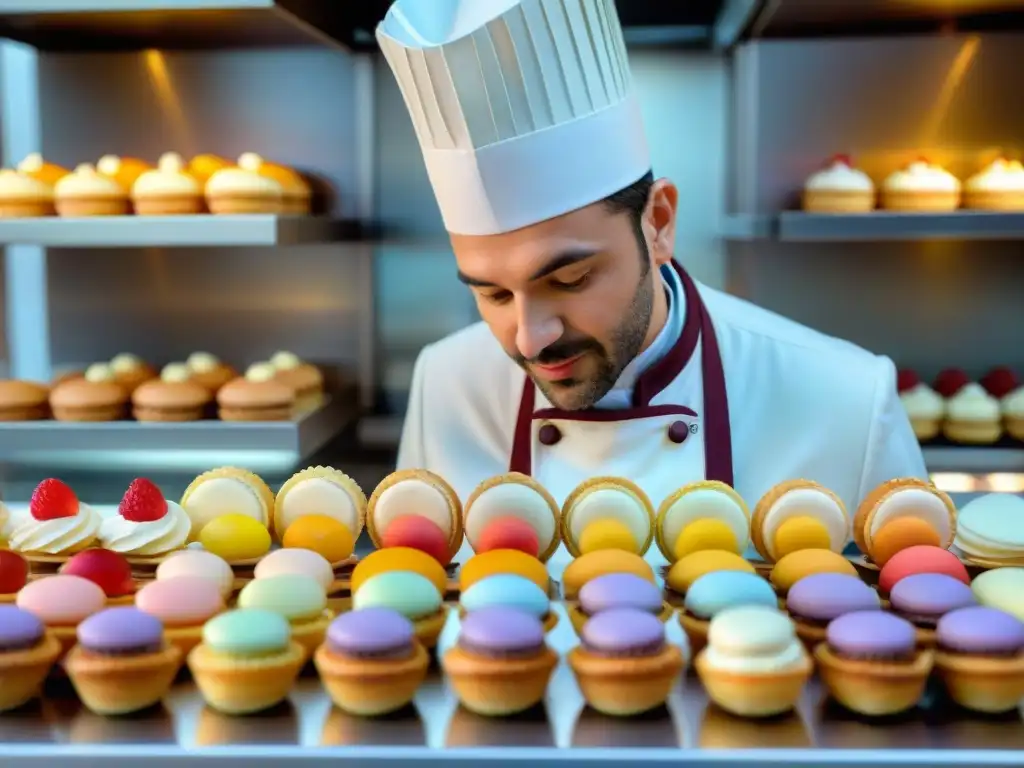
left=667, top=421, right=689, bottom=444
left=538, top=423, right=562, bottom=446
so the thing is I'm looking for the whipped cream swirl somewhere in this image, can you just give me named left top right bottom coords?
left=9, top=504, right=102, bottom=554
left=100, top=500, right=192, bottom=556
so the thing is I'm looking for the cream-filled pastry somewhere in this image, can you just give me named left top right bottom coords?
left=1002, top=386, right=1024, bottom=441
left=881, top=159, right=961, bottom=212
left=131, top=152, right=203, bottom=215
left=205, top=152, right=283, bottom=214
left=853, top=478, right=956, bottom=566
left=463, top=473, right=561, bottom=562
left=274, top=466, right=366, bottom=540
left=954, top=494, right=1024, bottom=567
left=366, top=470, right=463, bottom=558
left=943, top=382, right=1001, bottom=445
left=54, top=163, right=130, bottom=217
left=899, top=375, right=944, bottom=442
left=801, top=154, right=875, bottom=213
left=963, top=158, right=1024, bottom=211
left=561, top=477, right=655, bottom=557
left=96, top=155, right=151, bottom=191
left=185, top=351, right=236, bottom=393
left=180, top=467, right=275, bottom=540
left=9, top=478, right=102, bottom=556
left=0, top=169, right=55, bottom=217
left=17, top=153, right=69, bottom=186
left=751, top=480, right=850, bottom=563
left=655, top=481, right=750, bottom=562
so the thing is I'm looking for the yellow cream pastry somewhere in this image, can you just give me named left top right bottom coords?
left=943, top=382, right=1001, bottom=444
left=188, top=154, right=232, bottom=185
left=180, top=467, right=275, bottom=540
left=96, top=155, right=151, bottom=191
left=0, top=169, right=55, bottom=217
left=1002, top=386, right=1024, bottom=441
left=205, top=153, right=283, bottom=214
left=237, top=152, right=311, bottom=214
left=54, top=163, right=130, bottom=217
left=751, top=480, right=850, bottom=563
left=954, top=494, right=1024, bottom=567
left=963, top=158, right=1024, bottom=211
left=274, top=466, right=366, bottom=541
left=971, top=568, right=1024, bottom=621
left=561, top=477, right=655, bottom=557
left=881, top=159, right=961, bottom=212
left=268, top=350, right=323, bottom=400
left=463, top=473, right=560, bottom=561
left=655, top=481, right=751, bottom=562
left=802, top=155, right=875, bottom=213
left=131, top=152, right=203, bottom=215
left=199, top=513, right=272, bottom=562
left=9, top=478, right=102, bottom=556
left=900, top=380, right=945, bottom=442
left=366, top=469, right=463, bottom=558
left=853, top=478, right=956, bottom=566
left=17, top=153, right=69, bottom=186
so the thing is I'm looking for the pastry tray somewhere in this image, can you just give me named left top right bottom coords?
left=1, top=604, right=1020, bottom=767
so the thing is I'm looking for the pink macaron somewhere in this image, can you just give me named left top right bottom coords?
left=878, top=545, right=969, bottom=595
left=16, top=574, right=106, bottom=626
left=135, top=575, right=224, bottom=626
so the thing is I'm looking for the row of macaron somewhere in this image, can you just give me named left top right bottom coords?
left=0, top=152, right=313, bottom=218
left=802, top=156, right=1024, bottom=213
left=898, top=366, right=1024, bottom=445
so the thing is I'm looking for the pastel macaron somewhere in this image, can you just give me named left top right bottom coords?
left=570, top=573, right=670, bottom=636
left=785, top=573, right=881, bottom=647
left=253, top=547, right=335, bottom=592
left=680, top=570, right=778, bottom=655
left=135, top=575, right=226, bottom=656
left=889, top=573, right=977, bottom=645
left=877, top=545, right=969, bottom=595
left=0, top=606, right=63, bottom=712
left=934, top=606, right=1024, bottom=713
left=350, top=547, right=448, bottom=596
left=561, top=549, right=655, bottom=600
left=460, top=573, right=556, bottom=631
left=16, top=574, right=106, bottom=658
left=353, top=570, right=447, bottom=649
left=970, top=567, right=1024, bottom=621
left=460, top=549, right=549, bottom=594
left=769, top=548, right=858, bottom=595
left=665, top=550, right=755, bottom=598
left=156, top=550, right=234, bottom=598
left=237, top=573, right=331, bottom=661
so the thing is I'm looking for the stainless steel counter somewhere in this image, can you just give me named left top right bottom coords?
left=1, top=604, right=1021, bottom=766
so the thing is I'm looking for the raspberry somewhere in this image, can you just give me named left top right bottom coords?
left=29, top=478, right=79, bottom=521
left=119, top=478, right=167, bottom=522
left=896, top=369, right=920, bottom=393
left=981, top=366, right=1020, bottom=399
left=933, top=368, right=970, bottom=398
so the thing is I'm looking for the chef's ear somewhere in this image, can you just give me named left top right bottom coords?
left=644, top=178, right=678, bottom=267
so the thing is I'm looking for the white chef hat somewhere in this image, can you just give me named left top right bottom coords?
left=377, top=0, right=650, bottom=236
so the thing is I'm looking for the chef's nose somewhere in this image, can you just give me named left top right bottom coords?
left=515, top=301, right=563, bottom=361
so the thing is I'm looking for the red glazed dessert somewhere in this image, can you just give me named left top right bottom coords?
left=60, top=548, right=136, bottom=604
left=877, top=545, right=969, bottom=596
left=380, top=515, right=451, bottom=566
left=0, top=549, right=29, bottom=601
left=980, top=367, right=1020, bottom=399
left=933, top=368, right=971, bottom=399
left=476, top=517, right=541, bottom=559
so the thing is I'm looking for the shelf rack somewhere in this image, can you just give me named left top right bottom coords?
left=722, top=211, right=1024, bottom=242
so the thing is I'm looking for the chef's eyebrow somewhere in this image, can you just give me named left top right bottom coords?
left=457, top=248, right=599, bottom=288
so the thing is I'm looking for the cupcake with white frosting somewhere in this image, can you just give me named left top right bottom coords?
left=802, top=155, right=875, bottom=213
left=205, top=152, right=284, bottom=214
left=0, top=169, right=55, bottom=217
left=55, top=163, right=130, bottom=217
left=131, top=152, right=203, bottom=215
left=881, top=159, right=961, bottom=212
left=1001, top=386, right=1024, bottom=442
left=943, top=383, right=1001, bottom=445
left=897, top=370, right=944, bottom=442
left=963, top=158, right=1024, bottom=211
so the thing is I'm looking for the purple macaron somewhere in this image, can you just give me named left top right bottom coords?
left=826, top=610, right=917, bottom=658
left=77, top=607, right=164, bottom=655
left=0, top=606, right=45, bottom=652
left=578, top=573, right=663, bottom=615
left=581, top=608, right=665, bottom=656
left=459, top=608, right=545, bottom=657
left=936, top=606, right=1024, bottom=655
left=327, top=608, right=415, bottom=657
left=787, top=574, right=881, bottom=621
left=889, top=573, right=977, bottom=621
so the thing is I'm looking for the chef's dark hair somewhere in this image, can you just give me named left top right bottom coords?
left=602, top=170, right=655, bottom=264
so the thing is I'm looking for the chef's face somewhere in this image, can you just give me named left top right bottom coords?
left=451, top=177, right=678, bottom=410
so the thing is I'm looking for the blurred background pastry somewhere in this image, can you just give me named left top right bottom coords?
left=980, top=365, right=1020, bottom=400
left=205, top=153, right=283, bottom=214
left=0, top=169, right=56, bottom=217
left=896, top=369, right=944, bottom=441
left=54, top=163, right=130, bottom=217
left=942, top=382, right=1001, bottom=444
left=186, top=352, right=237, bottom=393
left=269, top=350, right=323, bottom=403
left=131, top=152, right=203, bottom=215
left=801, top=154, right=875, bottom=213
left=881, top=159, right=961, bottom=212
left=17, top=152, right=69, bottom=186
left=933, top=367, right=971, bottom=399
left=132, top=363, right=212, bottom=422
left=963, top=158, right=1024, bottom=211
left=49, top=363, right=128, bottom=422
left=187, top=154, right=232, bottom=185
left=0, top=380, right=50, bottom=421
left=216, top=362, right=295, bottom=421
left=238, top=152, right=311, bottom=214
left=96, top=154, right=151, bottom=192
left=108, top=352, right=156, bottom=393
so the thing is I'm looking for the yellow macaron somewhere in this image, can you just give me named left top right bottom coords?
left=459, top=549, right=549, bottom=593
left=769, top=548, right=858, bottom=593
left=665, top=550, right=754, bottom=594
left=350, top=547, right=448, bottom=595
left=561, top=549, right=655, bottom=600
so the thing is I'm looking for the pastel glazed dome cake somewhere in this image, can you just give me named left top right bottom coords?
left=366, top=469, right=463, bottom=560
left=561, top=476, right=655, bottom=557
left=463, top=472, right=561, bottom=561
left=274, top=466, right=366, bottom=541
left=655, top=480, right=751, bottom=562
left=751, top=480, right=851, bottom=563
left=853, top=478, right=956, bottom=567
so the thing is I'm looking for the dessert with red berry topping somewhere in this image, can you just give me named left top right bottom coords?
left=882, top=158, right=961, bottom=212
left=99, top=478, right=191, bottom=559
left=981, top=366, right=1020, bottom=400
left=0, top=549, right=29, bottom=602
left=8, top=478, right=101, bottom=558
left=933, top=368, right=971, bottom=399
left=802, top=154, right=876, bottom=213
left=61, top=549, right=137, bottom=605
left=944, top=384, right=1002, bottom=445
left=897, top=369, right=944, bottom=442
left=964, top=158, right=1024, bottom=211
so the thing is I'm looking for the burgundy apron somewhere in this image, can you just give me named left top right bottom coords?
left=508, top=260, right=733, bottom=486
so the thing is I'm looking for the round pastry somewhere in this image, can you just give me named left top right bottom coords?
left=815, top=610, right=933, bottom=716
left=751, top=480, right=850, bottom=564
left=679, top=570, right=777, bottom=655
left=664, top=549, right=755, bottom=599
left=443, top=607, right=557, bottom=716
left=155, top=550, right=234, bottom=599
left=130, top=152, right=202, bottom=215
left=897, top=371, right=944, bottom=442
left=943, top=383, right=1001, bottom=444
left=65, top=607, right=182, bottom=715
left=852, top=478, right=956, bottom=566
left=314, top=608, right=429, bottom=715
left=877, top=545, right=969, bottom=596
left=561, top=476, right=655, bottom=557
left=933, top=606, right=1024, bottom=713
left=971, top=567, right=1024, bottom=621
left=9, top=478, right=102, bottom=558
left=367, top=469, right=463, bottom=560
left=199, top=514, right=272, bottom=563
left=17, top=152, right=69, bottom=186
left=281, top=514, right=355, bottom=565
left=254, top=548, right=334, bottom=592
left=0, top=169, right=55, bottom=217
left=889, top=572, right=977, bottom=645
left=569, top=573, right=671, bottom=636
left=268, top=350, right=323, bottom=400
left=0, top=379, right=50, bottom=421
left=108, top=352, right=156, bottom=393
left=49, top=363, right=128, bottom=421
left=461, top=573, right=557, bottom=633
left=237, top=574, right=331, bottom=662
left=54, top=163, right=130, bottom=216
left=132, top=363, right=211, bottom=422
left=655, top=480, right=751, bottom=562
left=381, top=515, right=451, bottom=565
left=768, top=549, right=858, bottom=595
left=695, top=606, right=812, bottom=717
left=459, top=548, right=547, bottom=594
left=185, top=352, right=237, bottom=393
left=881, top=159, right=961, bottom=212
left=1002, top=386, right=1024, bottom=441
left=99, top=478, right=192, bottom=558
left=0, top=606, right=62, bottom=712
left=569, top=608, right=685, bottom=716
left=217, top=363, right=296, bottom=421
left=238, top=154, right=312, bottom=215
left=275, top=466, right=365, bottom=542
left=187, top=154, right=231, bottom=185
left=187, top=608, right=305, bottom=714
left=205, top=153, right=284, bottom=214
left=463, top=472, right=559, bottom=561
left=60, top=549, right=136, bottom=605
left=352, top=571, right=446, bottom=649
left=135, top=575, right=225, bottom=656
left=785, top=573, right=881, bottom=647
left=933, top=367, right=970, bottom=398
left=96, top=154, right=150, bottom=189
left=953, top=493, right=1024, bottom=567
left=560, top=549, right=655, bottom=600
left=0, top=550, right=29, bottom=602
left=180, top=466, right=274, bottom=539
left=351, top=546, right=448, bottom=596
left=16, top=574, right=107, bottom=658
left=801, top=154, right=875, bottom=213
left=963, top=158, right=1024, bottom=211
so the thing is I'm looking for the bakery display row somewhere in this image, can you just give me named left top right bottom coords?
left=803, top=156, right=1024, bottom=213
left=0, top=152, right=314, bottom=218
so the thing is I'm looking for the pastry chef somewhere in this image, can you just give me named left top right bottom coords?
left=377, top=0, right=927, bottom=562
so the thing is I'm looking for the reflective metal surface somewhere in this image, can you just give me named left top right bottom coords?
left=1, top=603, right=1020, bottom=766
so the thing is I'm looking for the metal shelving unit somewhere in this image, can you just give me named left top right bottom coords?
left=722, top=211, right=1024, bottom=242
